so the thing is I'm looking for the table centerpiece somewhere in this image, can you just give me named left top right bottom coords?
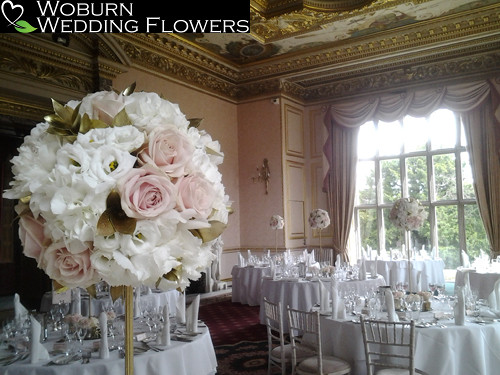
left=3, top=83, right=231, bottom=374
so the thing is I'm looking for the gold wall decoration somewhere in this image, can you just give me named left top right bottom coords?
left=251, top=158, right=271, bottom=194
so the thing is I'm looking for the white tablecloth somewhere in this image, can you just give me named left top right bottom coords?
left=41, top=289, right=180, bottom=316
left=455, top=267, right=500, bottom=299
left=0, top=327, right=217, bottom=375
left=259, top=276, right=386, bottom=329
left=364, top=259, right=445, bottom=291
left=320, top=313, right=500, bottom=375
left=231, top=265, right=271, bottom=306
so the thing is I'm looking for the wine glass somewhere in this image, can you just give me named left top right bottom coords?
left=76, top=325, right=88, bottom=352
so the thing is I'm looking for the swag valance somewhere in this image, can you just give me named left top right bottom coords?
left=323, top=78, right=500, bottom=259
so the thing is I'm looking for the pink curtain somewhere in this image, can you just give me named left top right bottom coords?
left=323, top=79, right=498, bottom=258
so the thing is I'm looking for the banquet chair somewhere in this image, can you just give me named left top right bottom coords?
left=286, top=306, right=351, bottom=375
left=360, top=316, right=424, bottom=375
left=263, top=298, right=315, bottom=375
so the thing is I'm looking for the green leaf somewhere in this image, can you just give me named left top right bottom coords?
left=15, top=20, right=37, bottom=33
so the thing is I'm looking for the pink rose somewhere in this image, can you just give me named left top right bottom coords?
left=43, top=242, right=95, bottom=288
left=18, top=212, right=47, bottom=264
left=91, top=91, right=126, bottom=125
left=119, top=166, right=177, bottom=219
left=138, top=127, right=194, bottom=177
left=176, top=174, right=216, bottom=219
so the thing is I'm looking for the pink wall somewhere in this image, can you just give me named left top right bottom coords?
left=237, top=99, right=284, bottom=249
left=113, top=70, right=241, bottom=250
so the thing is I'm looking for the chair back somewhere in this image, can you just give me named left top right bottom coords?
left=263, top=298, right=287, bottom=373
left=287, top=306, right=322, bottom=374
left=360, top=316, right=416, bottom=375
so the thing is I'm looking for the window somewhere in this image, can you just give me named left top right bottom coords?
left=353, top=109, right=489, bottom=271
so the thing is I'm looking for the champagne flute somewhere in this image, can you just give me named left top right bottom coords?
left=76, top=326, right=88, bottom=352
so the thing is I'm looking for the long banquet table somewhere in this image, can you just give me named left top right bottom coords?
left=231, top=265, right=271, bottom=306
left=0, top=325, right=217, bottom=375
left=259, top=276, right=386, bottom=330
left=455, top=267, right=500, bottom=299
left=364, top=258, right=445, bottom=291
left=320, top=312, right=500, bottom=375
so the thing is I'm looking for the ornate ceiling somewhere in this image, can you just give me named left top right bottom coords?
left=1, top=0, right=500, bottom=120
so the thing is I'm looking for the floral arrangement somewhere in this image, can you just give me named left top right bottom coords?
left=3, top=84, right=231, bottom=292
left=308, top=208, right=330, bottom=230
left=389, top=197, right=427, bottom=231
left=269, top=215, right=284, bottom=230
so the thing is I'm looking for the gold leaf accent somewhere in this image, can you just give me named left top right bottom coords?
left=112, top=108, right=132, bottom=127
left=188, top=118, right=203, bottom=128
left=19, top=195, right=31, bottom=204
left=110, top=286, right=125, bottom=302
left=44, top=100, right=82, bottom=141
left=205, top=147, right=223, bottom=158
left=190, top=220, right=227, bottom=243
left=97, top=191, right=136, bottom=236
left=86, top=284, right=97, bottom=299
left=52, top=280, right=68, bottom=293
left=121, top=82, right=136, bottom=96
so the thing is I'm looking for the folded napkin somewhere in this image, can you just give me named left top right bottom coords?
left=310, top=249, right=315, bottom=263
left=359, top=258, right=367, bottom=280
left=186, top=294, right=200, bottom=333
left=479, top=307, right=500, bottom=319
left=461, top=250, right=471, bottom=268
left=156, top=304, right=171, bottom=346
left=30, top=315, right=50, bottom=363
left=134, top=287, right=141, bottom=318
left=14, top=293, right=28, bottom=322
left=454, top=288, right=465, bottom=326
left=336, top=254, right=341, bottom=268
left=385, top=291, right=399, bottom=322
left=176, top=292, right=186, bottom=324
left=337, top=300, right=346, bottom=319
left=238, top=252, right=246, bottom=267
left=70, top=288, right=81, bottom=315
left=370, top=256, right=378, bottom=278
left=99, top=311, right=109, bottom=359
left=318, top=280, right=330, bottom=312
left=389, top=248, right=393, bottom=260
left=331, top=280, right=339, bottom=319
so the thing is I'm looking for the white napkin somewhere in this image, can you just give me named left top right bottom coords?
left=71, top=288, right=81, bottom=315
left=267, top=249, right=271, bottom=258
left=385, top=291, right=399, bottom=322
left=134, top=287, right=141, bottom=318
left=359, top=258, right=367, bottom=280
left=463, top=271, right=472, bottom=300
left=488, top=290, right=497, bottom=310
left=156, top=304, right=171, bottom=346
left=99, top=311, right=109, bottom=359
left=461, top=250, right=471, bottom=267
left=331, top=280, right=339, bottom=319
left=185, top=294, right=200, bottom=333
left=238, top=252, right=245, bottom=267
left=336, top=254, right=341, bottom=268
left=370, top=256, right=378, bottom=278
left=432, top=247, right=437, bottom=260
left=176, top=292, right=186, bottom=324
left=310, top=249, right=315, bottom=263
left=14, top=293, right=28, bottom=322
left=318, top=280, right=330, bottom=312
left=479, top=307, right=500, bottom=319
left=389, top=248, right=393, bottom=260
left=454, top=288, right=466, bottom=326
left=30, top=316, right=50, bottom=363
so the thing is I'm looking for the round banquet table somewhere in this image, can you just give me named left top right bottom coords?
left=320, top=311, right=500, bottom=375
left=231, top=265, right=271, bottom=306
left=40, top=289, right=180, bottom=316
left=364, top=258, right=445, bottom=291
left=455, top=267, right=500, bottom=299
left=0, top=325, right=216, bottom=375
left=259, top=276, right=386, bottom=329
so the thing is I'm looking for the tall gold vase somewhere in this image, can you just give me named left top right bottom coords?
left=125, top=286, right=134, bottom=375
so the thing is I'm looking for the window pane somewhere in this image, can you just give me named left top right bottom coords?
left=433, top=154, right=457, bottom=200
left=381, top=159, right=401, bottom=203
left=461, top=152, right=475, bottom=200
left=436, top=205, right=460, bottom=269
left=464, top=204, right=489, bottom=261
left=378, top=121, right=402, bottom=156
left=383, top=208, right=400, bottom=250
left=357, top=161, right=376, bottom=205
left=411, top=218, right=431, bottom=252
left=407, top=156, right=428, bottom=202
left=460, top=121, right=467, bottom=147
left=358, top=122, right=377, bottom=159
left=430, top=109, right=457, bottom=150
left=359, top=209, right=378, bottom=252
left=403, top=115, right=428, bottom=153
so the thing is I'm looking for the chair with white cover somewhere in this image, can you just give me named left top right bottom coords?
left=286, top=306, right=351, bottom=375
left=263, top=298, right=314, bottom=375
left=360, top=316, right=423, bottom=375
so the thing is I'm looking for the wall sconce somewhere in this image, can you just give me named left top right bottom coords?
left=251, top=158, right=270, bottom=194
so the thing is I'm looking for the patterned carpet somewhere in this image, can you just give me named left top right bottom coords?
left=198, top=299, right=283, bottom=375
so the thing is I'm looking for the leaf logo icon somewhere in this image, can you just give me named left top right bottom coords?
left=1, top=0, right=37, bottom=33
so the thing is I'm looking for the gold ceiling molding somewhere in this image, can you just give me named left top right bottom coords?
left=250, top=0, right=423, bottom=43
left=303, top=0, right=374, bottom=12
left=0, top=96, right=50, bottom=122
